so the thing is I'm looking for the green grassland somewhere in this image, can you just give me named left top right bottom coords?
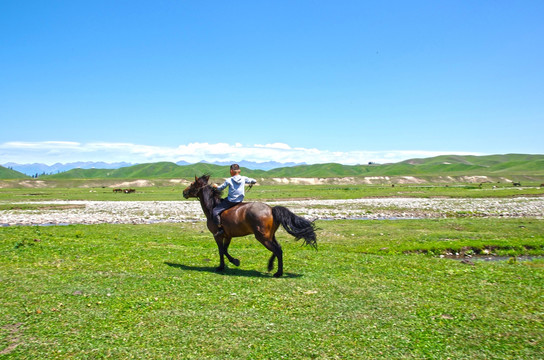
left=0, top=166, right=27, bottom=179
left=1, top=219, right=543, bottom=359
left=1, top=158, right=543, bottom=358
left=0, top=182, right=543, bottom=203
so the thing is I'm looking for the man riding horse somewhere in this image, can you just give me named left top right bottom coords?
left=212, top=164, right=256, bottom=237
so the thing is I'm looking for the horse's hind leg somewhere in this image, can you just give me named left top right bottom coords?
left=257, top=234, right=283, bottom=277
left=268, top=254, right=276, bottom=272
left=223, top=237, right=240, bottom=267
left=272, top=236, right=283, bottom=277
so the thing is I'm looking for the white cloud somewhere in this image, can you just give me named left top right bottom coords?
left=255, top=143, right=292, bottom=150
left=0, top=141, right=483, bottom=165
left=2, top=141, right=81, bottom=149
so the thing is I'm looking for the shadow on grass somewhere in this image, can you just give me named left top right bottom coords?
left=164, top=262, right=302, bottom=278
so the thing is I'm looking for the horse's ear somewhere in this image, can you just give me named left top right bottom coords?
left=203, top=174, right=210, bottom=182
left=195, top=175, right=198, bottom=182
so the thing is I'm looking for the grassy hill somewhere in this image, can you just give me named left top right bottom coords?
left=38, top=154, right=544, bottom=180
left=0, top=165, right=29, bottom=179
left=41, top=162, right=265, bottom=180
left=265, top=154, right=544, bottom=178
left=398, top=154, right=544, bottom=176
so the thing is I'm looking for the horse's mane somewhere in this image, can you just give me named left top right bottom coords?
left=199, top=174, right=223, bottom=210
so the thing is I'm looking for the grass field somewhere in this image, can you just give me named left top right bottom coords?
left=1, top=218, right=543, bottom=359
left=1, top=182, right=543, bottom=203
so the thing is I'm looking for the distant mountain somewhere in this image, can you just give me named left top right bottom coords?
left=0, top=165, right=29, bottom=179
left=2, top=162, right=135, bottom=176
left=3, top=160, right=305, bottom=177
left=36, top=154, right=544, bottom=180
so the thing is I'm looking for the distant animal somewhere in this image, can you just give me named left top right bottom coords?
left=540, top=183, right=544, bottom=187
left=183, top=175, right=317, bottom=277
left=512, top=182, right=521, bottom=187
left=113, top=188, right=123, bottom=193
left=124, top=188, right=136, bottom=193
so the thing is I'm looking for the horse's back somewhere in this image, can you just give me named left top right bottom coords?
left=245, top=201, right=273, bottom=216
left=222, top=201, right=275, bottom=236
left=224, top=201, right=272, bottom=220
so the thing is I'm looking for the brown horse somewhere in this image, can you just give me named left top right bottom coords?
left=183, top=175, right=317, bottom=277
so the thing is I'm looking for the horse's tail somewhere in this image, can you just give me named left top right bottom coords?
left=272, top=206, right=317, bottom=249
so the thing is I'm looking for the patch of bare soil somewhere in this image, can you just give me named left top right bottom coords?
left=109, top=180, right=155, bottom=188
left=18, top=180, right=48, bottom=188
left=0, top=323, right=23, bottom=355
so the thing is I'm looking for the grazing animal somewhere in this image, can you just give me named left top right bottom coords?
left=124, top=188, right=136, bottom=193
left=183, top=175, right=317, bottom=277
left=113, top=188, right=123, bottom=193
left=540, top=183, right=544, bottom=187
left=512, top=182, right=521, bottom=187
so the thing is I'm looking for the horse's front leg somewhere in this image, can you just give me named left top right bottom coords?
left=208, top=220, right=226, bottom=272
left=222, top=236, right=240, bottom=267
left=214, top=235, right=226, bottom=272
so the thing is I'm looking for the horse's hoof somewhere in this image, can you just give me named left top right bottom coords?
left=273, top=272, right=283, bottom=278
left=231, top=258, right=240, bottom=267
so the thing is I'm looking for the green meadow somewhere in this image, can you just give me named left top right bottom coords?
left=1, top=181, right=543, bottom=204
left=0, top=175, right=543, bottom=358
left=1, top=187, right=543, bottom=358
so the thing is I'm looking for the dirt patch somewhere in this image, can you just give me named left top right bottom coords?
left=169, top=179, right=190, bottom=185
left=18, top=180, right=48, bottom=188
left=269, top=177, right=381, bottom=185
left=396, top=176, right=427, bottom=184
left=109, top=180, right=155, bottom=188
left=461, top=176, right=492, bottom=183
left=0, top=323, right=23, bottom=355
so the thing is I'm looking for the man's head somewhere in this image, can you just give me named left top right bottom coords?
left=230, top=164, right=241, bottom=176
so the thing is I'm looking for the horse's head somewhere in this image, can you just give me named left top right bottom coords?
left=183, top=175, right=210, bottom=199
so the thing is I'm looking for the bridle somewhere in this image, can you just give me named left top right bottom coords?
left=190, top=183, right=211, bottom=198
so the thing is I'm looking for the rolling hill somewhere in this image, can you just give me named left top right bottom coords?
left=39, top=162, right=263, bottom=180
left=35, top=154, right=544, bottom=180
left=0, top=166, right=29, bottom=179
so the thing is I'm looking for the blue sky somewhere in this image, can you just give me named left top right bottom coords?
left=1, top=1, right=543, bottom=165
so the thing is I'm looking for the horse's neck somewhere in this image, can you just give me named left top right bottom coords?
left=198, top=187, right=218, bottom=219
left=198, top=197, right=212, bottom=219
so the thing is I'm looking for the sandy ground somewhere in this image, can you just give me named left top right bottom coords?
left=1, top=197, right=543, bottom=226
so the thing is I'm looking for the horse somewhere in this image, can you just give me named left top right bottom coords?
left=183, top=175, right=317, bottom=277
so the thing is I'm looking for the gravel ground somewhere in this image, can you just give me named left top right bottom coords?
left=1, top=197, right=543, bottom=226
